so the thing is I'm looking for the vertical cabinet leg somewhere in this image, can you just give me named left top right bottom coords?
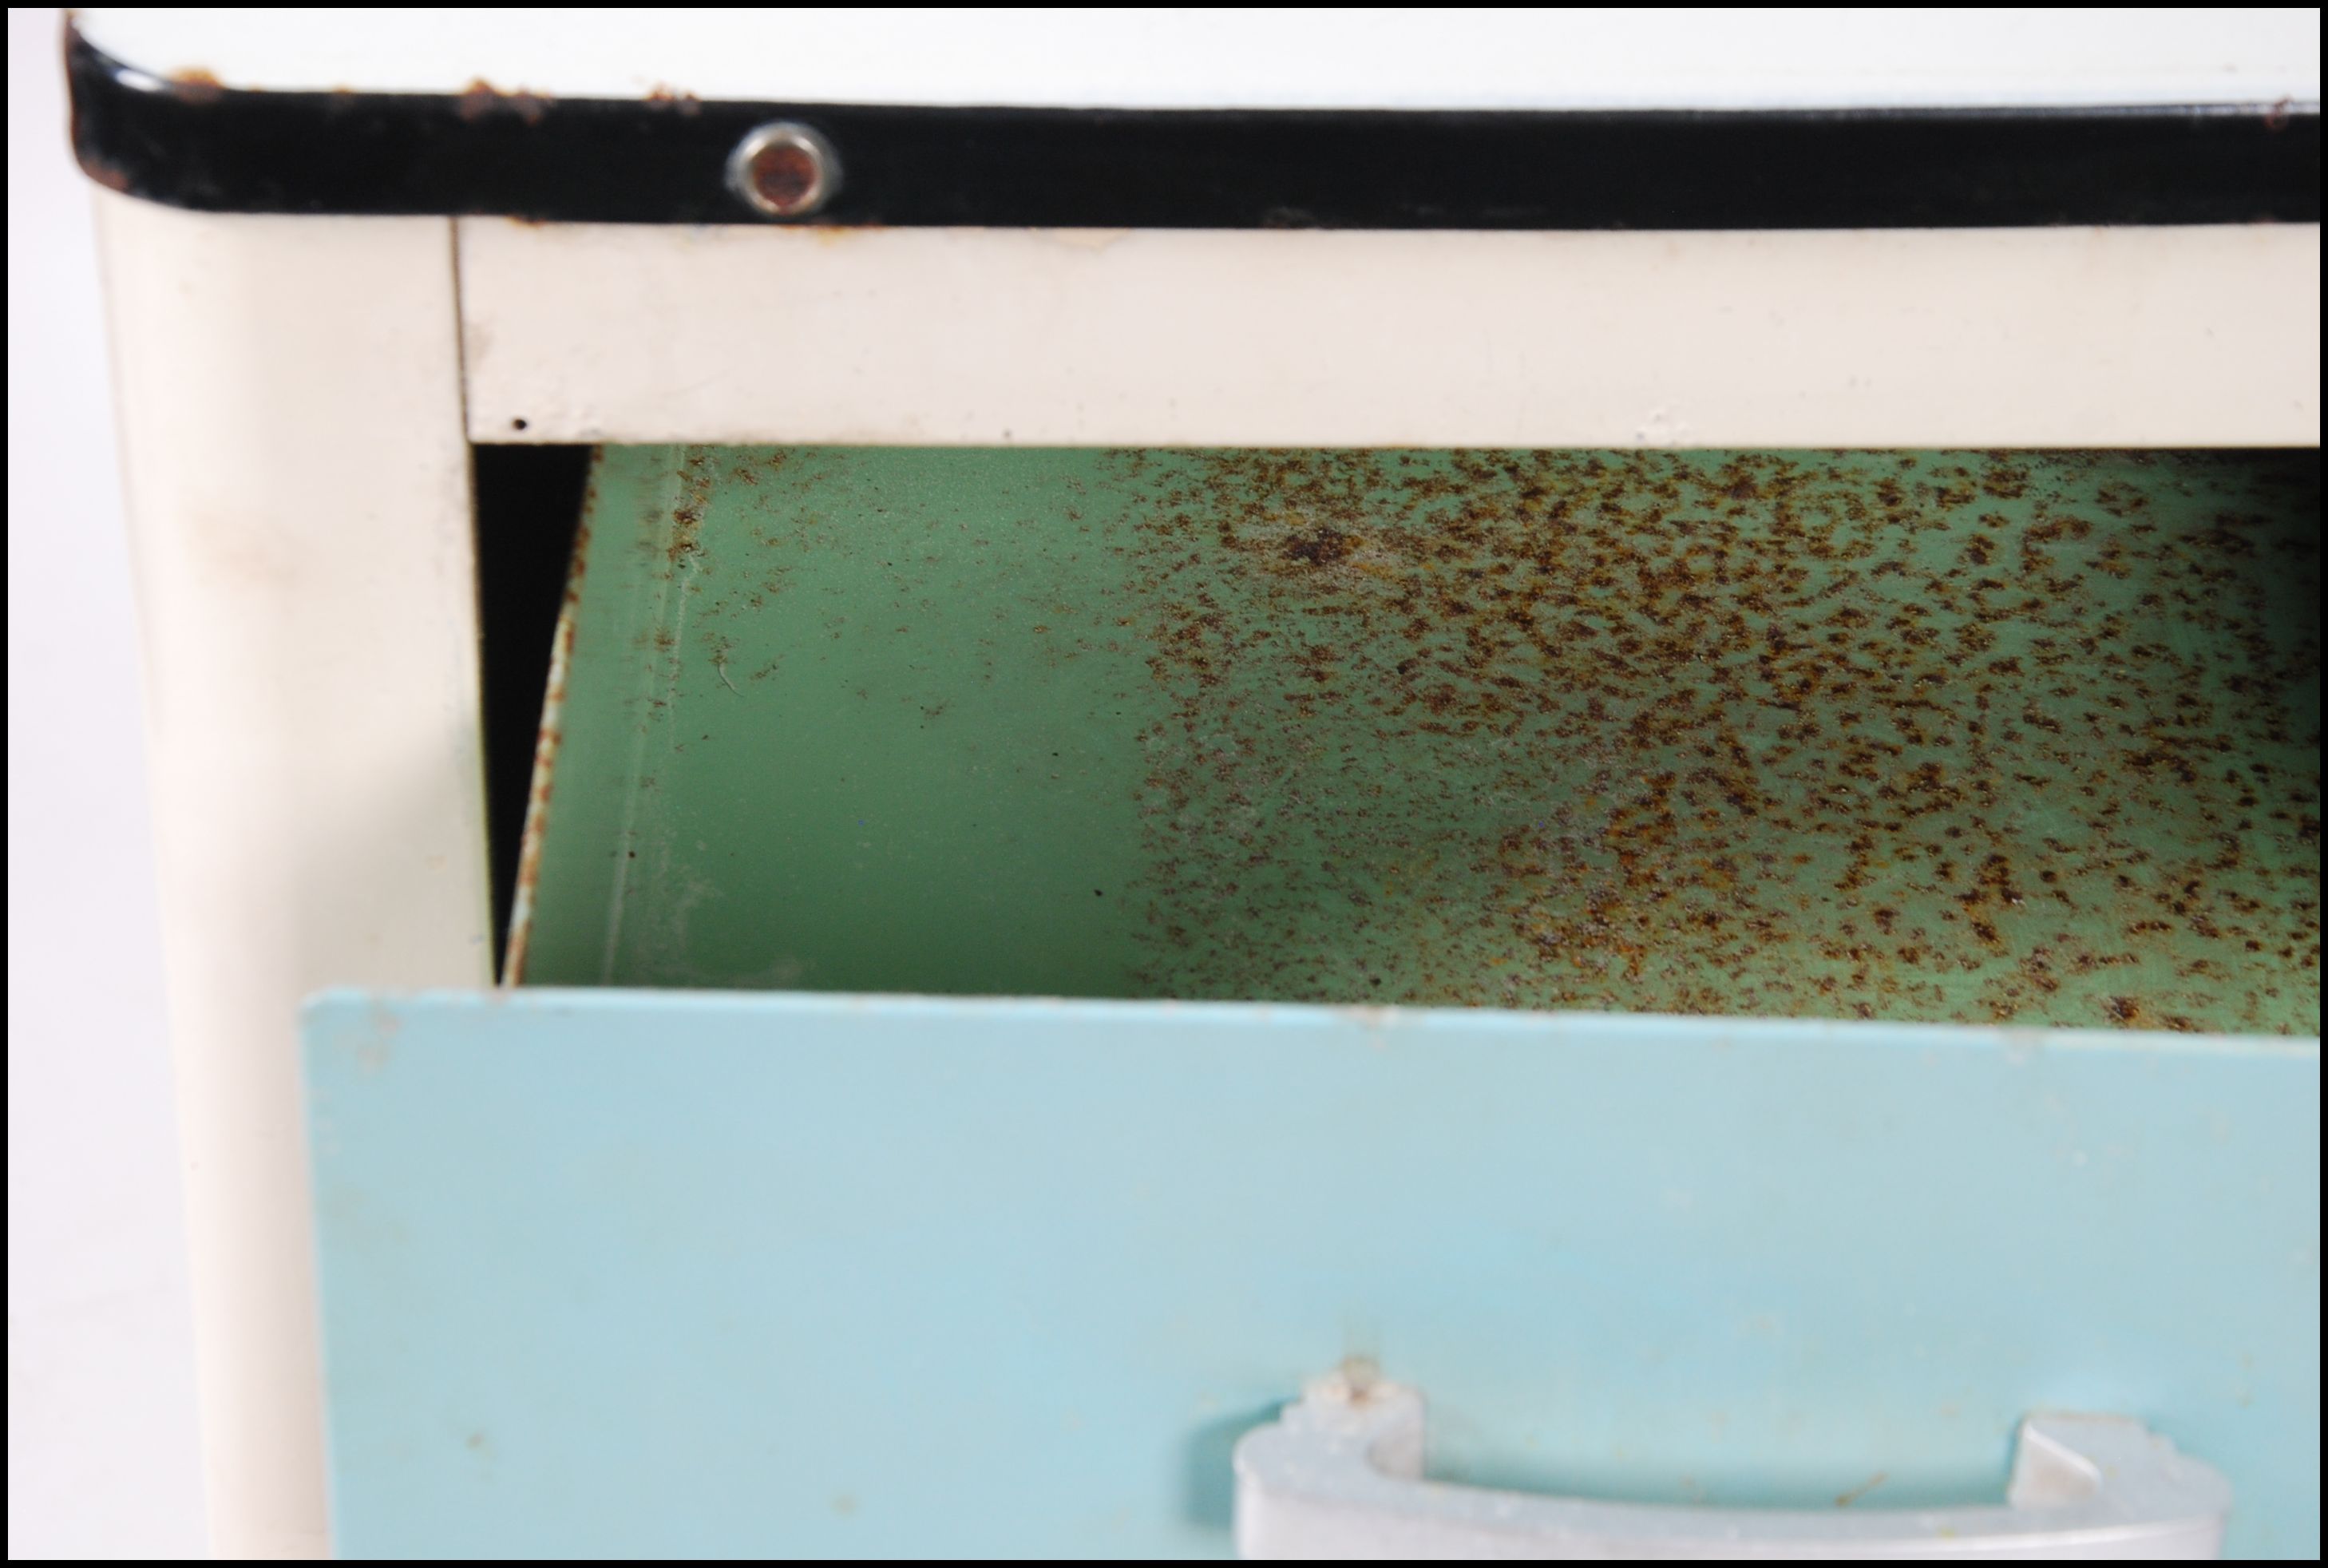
left=96, top=193, right=492, bottom=1558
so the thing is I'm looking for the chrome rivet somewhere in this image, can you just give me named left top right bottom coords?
left=727, top=121, right=840, bottom=220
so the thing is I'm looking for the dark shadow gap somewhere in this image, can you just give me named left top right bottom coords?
left=473, top=442, right=594, bottom=972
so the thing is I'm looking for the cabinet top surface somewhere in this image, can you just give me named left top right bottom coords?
left=75, top=7, right=2324, bottom=110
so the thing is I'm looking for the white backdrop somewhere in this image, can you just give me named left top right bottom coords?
left=6, top=8, right=208, bottom=1558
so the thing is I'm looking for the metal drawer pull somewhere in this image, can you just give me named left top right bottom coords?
left=1233, top=1370, right=2231, bottom=1560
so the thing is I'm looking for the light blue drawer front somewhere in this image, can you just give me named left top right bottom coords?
left=304, top=992, right=2319, bottom=1558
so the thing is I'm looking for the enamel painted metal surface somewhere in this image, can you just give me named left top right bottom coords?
left=95, top=195, right=492, bottom=1559
left=457, top=222, right=2323, bottom=449
left=305, top=990, right=2320, bottom=1558
left=515, top=447, right=2322, bottom=1035
left=73, top=8, right=2324, bottom=109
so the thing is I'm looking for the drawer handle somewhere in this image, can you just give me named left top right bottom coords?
left=1233, top=1369, right=2231, bottom=1560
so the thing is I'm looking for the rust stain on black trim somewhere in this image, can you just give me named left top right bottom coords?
left=164, top=66, right=224, bottom=105
left=457, top=78, right=551, bottom=126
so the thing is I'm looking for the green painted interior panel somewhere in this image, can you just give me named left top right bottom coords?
left=513, top=449, right=2319, bottom=1033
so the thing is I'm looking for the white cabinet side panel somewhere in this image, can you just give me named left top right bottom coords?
left=94, top=194, right=491, bottom=1560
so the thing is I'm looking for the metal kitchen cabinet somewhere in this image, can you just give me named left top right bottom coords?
left=70, top=10, right=2320, bottom=1559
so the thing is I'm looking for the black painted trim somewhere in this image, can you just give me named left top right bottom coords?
left=68, top=30, right=2319, bottom=228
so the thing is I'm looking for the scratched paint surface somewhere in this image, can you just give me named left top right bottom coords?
left=516, top=448, right=2320, bottom=1032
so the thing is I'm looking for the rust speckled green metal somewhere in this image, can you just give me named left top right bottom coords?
left=510, top=448, right=2319, bottom=1034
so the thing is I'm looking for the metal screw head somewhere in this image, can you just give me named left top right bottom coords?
left=727, top=122, right=839, bottom=219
